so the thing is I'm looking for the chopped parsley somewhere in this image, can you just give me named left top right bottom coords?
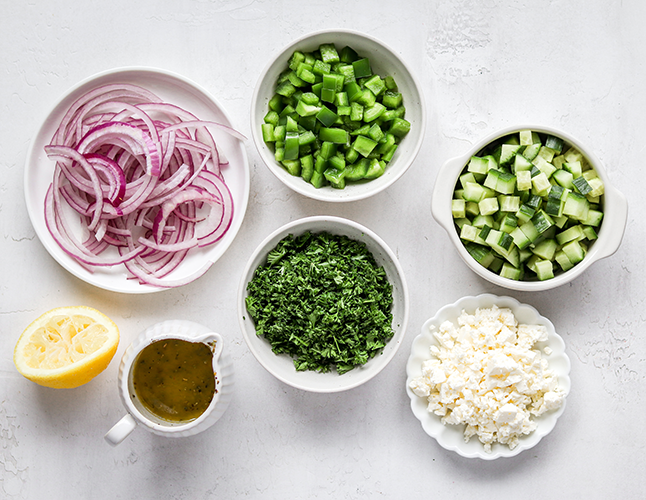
left=245, top=231, right=394, bottom=375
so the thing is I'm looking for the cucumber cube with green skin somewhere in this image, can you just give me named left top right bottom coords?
left=556, top=225, right=585, bottom=245
left=489, top=256, right=505, bottom=273
left=452, top=199, right=466, bottom=219
left=484, top=169, right=500, bottom=190
left=563, top=161, right=583, bottom=177
left=563, top=192, right=590, bottom=221
left=460, top=224, right=480, bottom=242
left=563, top=147, right=583, bottom=163
left=572, top=176, right=592, bottom=195
left=534, top=259, right=554, bottom=280
left=519, top=130, right=541, bottom=146
left=468, top=156, right=489, bottom=176
left=465, top=243, right=495, bottom=268
left=562, top=239, right=586, bottom=264
left=531, top=171, right=551, bottom=194
left=582, top=209, right=603, bottom=227
left=499, top=144, right=522, bottom=166
left=552, top=169, right=574, bottom=189
left=513, top=153, right=533, bottom=173
left=522, top=143, right=542, bottom=161
left=466, top=201, right=479, bottom=217
left=545, top=198, right=564, bottom=217
left=516, top=170, right=532, bottom=191
left=463, top=182, right=488, bottom=202
left=518, top=220, right=540, bottom=243
left=499, top=214, right=518, bottom=233
left=479, top=197, right=499, bottom=216
left=545, top=135, right=564, bottom=153
left=532, top=238, right=558, bottom=261
left=498, top=195, right=520, bottom=213
left=582, top=226, right=598, bottom=240
left=515, top=204, right=536, bottom=224
left=472, top=214, right=494, bottom=228
left=555, top=249, right=575, bottom=271
left=500, top=262, right=523, bottom=280
left=532, top=156, right=556, bottom=178
left=587, top=177, right=605, bottom=198
left=460, top=172, right=477, bottom=188
left=531, top=210, right=554, bottom=234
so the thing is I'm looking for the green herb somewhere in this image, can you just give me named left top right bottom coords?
left=245, top=231, right=394, bottom=375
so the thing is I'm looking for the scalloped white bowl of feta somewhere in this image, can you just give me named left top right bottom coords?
left=406, top=294, right=571, bottom=460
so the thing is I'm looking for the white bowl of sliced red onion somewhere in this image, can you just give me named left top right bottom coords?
left=24, top=67, right=250, bottom=293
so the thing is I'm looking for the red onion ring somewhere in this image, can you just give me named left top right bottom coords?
left=44, top=83, right=244, bottom=288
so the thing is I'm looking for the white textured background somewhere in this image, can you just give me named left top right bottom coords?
left=0, top=1, right=643, bottom=498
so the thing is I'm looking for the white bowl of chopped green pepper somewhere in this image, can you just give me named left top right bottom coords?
left=431, top=125, right=628, bottom=291
left=238, top=216, right=409, bottom=392
left=251, top=29, right=425, bottom=202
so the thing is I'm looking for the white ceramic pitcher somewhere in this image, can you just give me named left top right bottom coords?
left=104, top=319, right=234, bottom=446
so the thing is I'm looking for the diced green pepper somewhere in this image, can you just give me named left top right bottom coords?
left=316, top=105, right=338, bottom=127
left=352, top=57, right=372, bottom=78
left=353, top=135, right=378, bottom=157
left=363, top=75, right=386, bottom=96
left=261, top=123, right=275, bottom=142
left=319, top=127, right=348, bottom=144
left=300, top=154, right=314, bottom=182
left=339, top=46, right=360, bottom=63
left=284, top=132, right=300, bottom=160
left=388, top=117, right=411, bottom=137
left=382, top=91, right=403, bottom=109
left=319, top=43, right=340, bottom=64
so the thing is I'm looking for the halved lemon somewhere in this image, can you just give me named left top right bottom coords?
left=14, top=306, right=120, bottom=389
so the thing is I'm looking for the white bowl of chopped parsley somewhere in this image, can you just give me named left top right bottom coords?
left=238, top=216, right=409, bottom=392
left=251, top=29, right=426, bottom=202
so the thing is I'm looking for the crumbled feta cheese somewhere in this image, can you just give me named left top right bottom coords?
left=409, top=305, right=565, bottom=453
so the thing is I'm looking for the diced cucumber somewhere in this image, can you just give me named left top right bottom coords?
left=451, top=129, right=605, bottom=282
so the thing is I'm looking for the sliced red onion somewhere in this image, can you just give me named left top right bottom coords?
left=44, top=83, right=244, bottom=288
